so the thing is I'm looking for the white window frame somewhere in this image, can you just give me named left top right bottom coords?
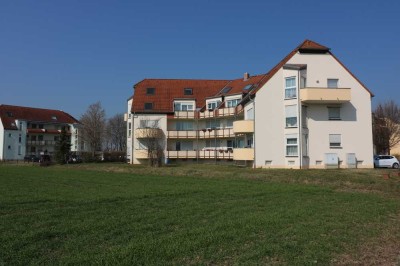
left=207, top=101, right=221, bottom=110
left=139, top=120, right=159, bottom=128
left=285, top=77, right=297, bottom=99
left=226, top=98, right=241, bottom=108
left=285, top=134, right=298, bottom=157
left=174, top=102, right=194, bottom=111
left=285, top=105, right=298, bottom=128
left=328, top=107, right=341, bottom=120
left=175, top=121, right=194, bottom=131
left=327, top=79, right=339, bottom=88
left=329, top=134, right=342, bottom=148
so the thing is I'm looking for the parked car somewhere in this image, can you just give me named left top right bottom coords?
left=374, top=155, right=399, bottom=169
left=24, top=155, right=39, bottom=162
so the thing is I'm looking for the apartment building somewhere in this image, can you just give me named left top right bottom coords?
left=0, top=105, right=84, bottom=160
left=126, top=40, right=374, bottom=168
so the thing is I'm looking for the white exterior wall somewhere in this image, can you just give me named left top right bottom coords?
left=0, top=120, right=26, bottom=160
left=288, top=52, right=373, bottom=168
left=126, top=99, right=133, bottom=163
left=254, top=52, right=373, bottom=168
left=132, top=113, right=167, bottom=164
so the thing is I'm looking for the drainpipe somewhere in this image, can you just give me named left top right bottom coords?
left=297, top=71, right=302, bottom=169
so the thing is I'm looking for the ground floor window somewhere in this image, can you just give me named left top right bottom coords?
left=286, top=134, right=298, bottom=156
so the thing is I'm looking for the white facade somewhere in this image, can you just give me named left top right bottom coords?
left=126, top=40, right=374, bottom=169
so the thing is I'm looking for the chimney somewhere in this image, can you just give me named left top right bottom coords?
left=244, top=72, right=250, bottom=81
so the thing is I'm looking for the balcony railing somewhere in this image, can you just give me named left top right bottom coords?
left=199, top=107, right=235, bottom=118
left=233, top=120, right=254, bottom=134
left=134, top=150, right=148, bottom=159
left=233, top=148, right=254, bottom=161
left=167, top=130, right=197, bottom=139
left=166, top=149, right=233, bottom=159
left=300, top=87, right=351, bottom=103
left=173, top=111, right=196, bottom=119
left=198, top=128, right=234, bottom=138
left=27, top=140, right=56, bottom=146
left=135, top=128, right=163, bottom=139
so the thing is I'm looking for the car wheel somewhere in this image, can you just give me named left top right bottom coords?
left=393, top=163, right=399, bottom=169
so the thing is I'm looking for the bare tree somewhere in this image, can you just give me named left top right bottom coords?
left=80, top=102, right=106, bottom=154
left=136, top=118, right=164, bottom=167
left=105, top=113, right=126, bottom=151
left=373, top=100, right=400, bottom=154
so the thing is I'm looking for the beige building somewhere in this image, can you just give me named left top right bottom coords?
left=126, top=40, right=374, bottom=168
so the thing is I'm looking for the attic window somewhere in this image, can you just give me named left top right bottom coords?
left=6, top=112, right=13, bottom=117
left=184, top=88, right=193, bottom=95
left=146, top=88, right=155, bottom=95
left=221, top=87, right=232, bottom=94
left=144, top=103, right=153, bottom=110
left=52, top=116, right=57, bottom=120
left=243, top=84, right=253, bottom=91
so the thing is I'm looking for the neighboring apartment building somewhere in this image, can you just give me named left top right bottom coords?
left=126, top=40, right=374, bottom=168
left=0, top=105, right=84, bottom=160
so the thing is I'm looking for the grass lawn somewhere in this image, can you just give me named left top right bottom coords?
left=0, top=163, right=399, bottom=265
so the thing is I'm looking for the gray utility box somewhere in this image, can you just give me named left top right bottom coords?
left=325, top=153, right=339, bottom=169
left=346, top=153, right=357, bottom=169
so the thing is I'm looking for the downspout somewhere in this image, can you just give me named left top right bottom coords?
left=131, top=112, right=135, bottom=164
left=297, top=71, right=302, bottom=169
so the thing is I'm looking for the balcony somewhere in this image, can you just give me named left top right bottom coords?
left=300, top=87, right=351, bottom=103
left=167, top=130, right=197, bottom=139
left=233, top=148, right=254, bottom=161
left=198, top=128, right=234, bottom=138
left=199, top=107, right=235, bottom=119
left=135, top=128, right=163, bottom=139
left=173, top=111, right=195, bottom=119
left=27, top=140, right=56, bottom=146
left=166, top=149, right=233, bottom=159
left=233, top=120, right=254, bottom=134
left=134, top=150, right=148, bottom=159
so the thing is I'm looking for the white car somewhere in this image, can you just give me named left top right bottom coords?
left=374, top=155, right=399, bottom=169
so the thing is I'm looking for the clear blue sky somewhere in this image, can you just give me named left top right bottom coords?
left=1, top=0, right=399, bottom=119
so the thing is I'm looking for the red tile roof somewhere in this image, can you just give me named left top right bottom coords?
left=132, top=79, right=230, bottom=113
left=0, top=105, right=80, bottom=130
left=130, top=39, right=373, bottom=113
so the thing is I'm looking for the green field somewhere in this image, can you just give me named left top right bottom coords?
left=0, top=163, right=399, bottom=265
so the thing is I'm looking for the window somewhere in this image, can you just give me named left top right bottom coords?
left=226, top=98, right=241, bottom=108
left=18, top=146, right=21, bottom=155
left=221, top=87, right=232, bottom=94
left=51, top=116, right=57, bottom=120
left=140, top=120, right=158, bottom=128
left=176, top=141, right=193, bottom=151
left=327, top=79, right=338, bottom=88
left=285, top=105, right=297, bottom=127
left=19, top=134, right=22, bottom=143
left=32, top=124, right=37, bottom=129
left=144, top=103, right=153, bottom=110
left=184, top=88, right=193, bottom=95
left=286, top=135, right=298, bottom=156
left=174, top=102, right=194, bottom=111
left=300, top=77, right=307, bottom=89
left=207, top=101, right=221, bottom=110
left=54, top=136, right=59, bottom=141
left=176, top=121, right=193, bottom=131
left=146, top=88, right=155, bottom=95
left=227, top=140, right=234, bottom=148
left=285, top=77, right=297, bottom=99
left=38, top=135, right=43, bottom=141
left=247, top=107, right=254, bottom=120
left=31, top=135, right=37, bottom=141
left=39, top=124, right=44, bottom=129
left=205, top=120, right=220, bottom=129
left=226, top=119, right=234, bottom=128
left=328, top=107, right=341, bottom=120
left=242, top=84, right=253, bottom=91
left=31, top=146, right=36, bottom=153
left=329, top=134, right=341, bottom=148
left=6, top=112, right=13, bottom=117
left=8, top=133, right=11, bottom=138
left=8, top=145, right=11, bottom=150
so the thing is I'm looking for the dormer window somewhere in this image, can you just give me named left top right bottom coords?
left=207, top=101, right=221, bottom=110
left=52, top=116, right=57, bottom=120
left=184, top=88, right=193, bottom=95
left=146, top=88, right=155, bottom=95
left=144, top=102, right=153, bottom=110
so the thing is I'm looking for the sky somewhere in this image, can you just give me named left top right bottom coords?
left=1, top=0, right=399, bottom=119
